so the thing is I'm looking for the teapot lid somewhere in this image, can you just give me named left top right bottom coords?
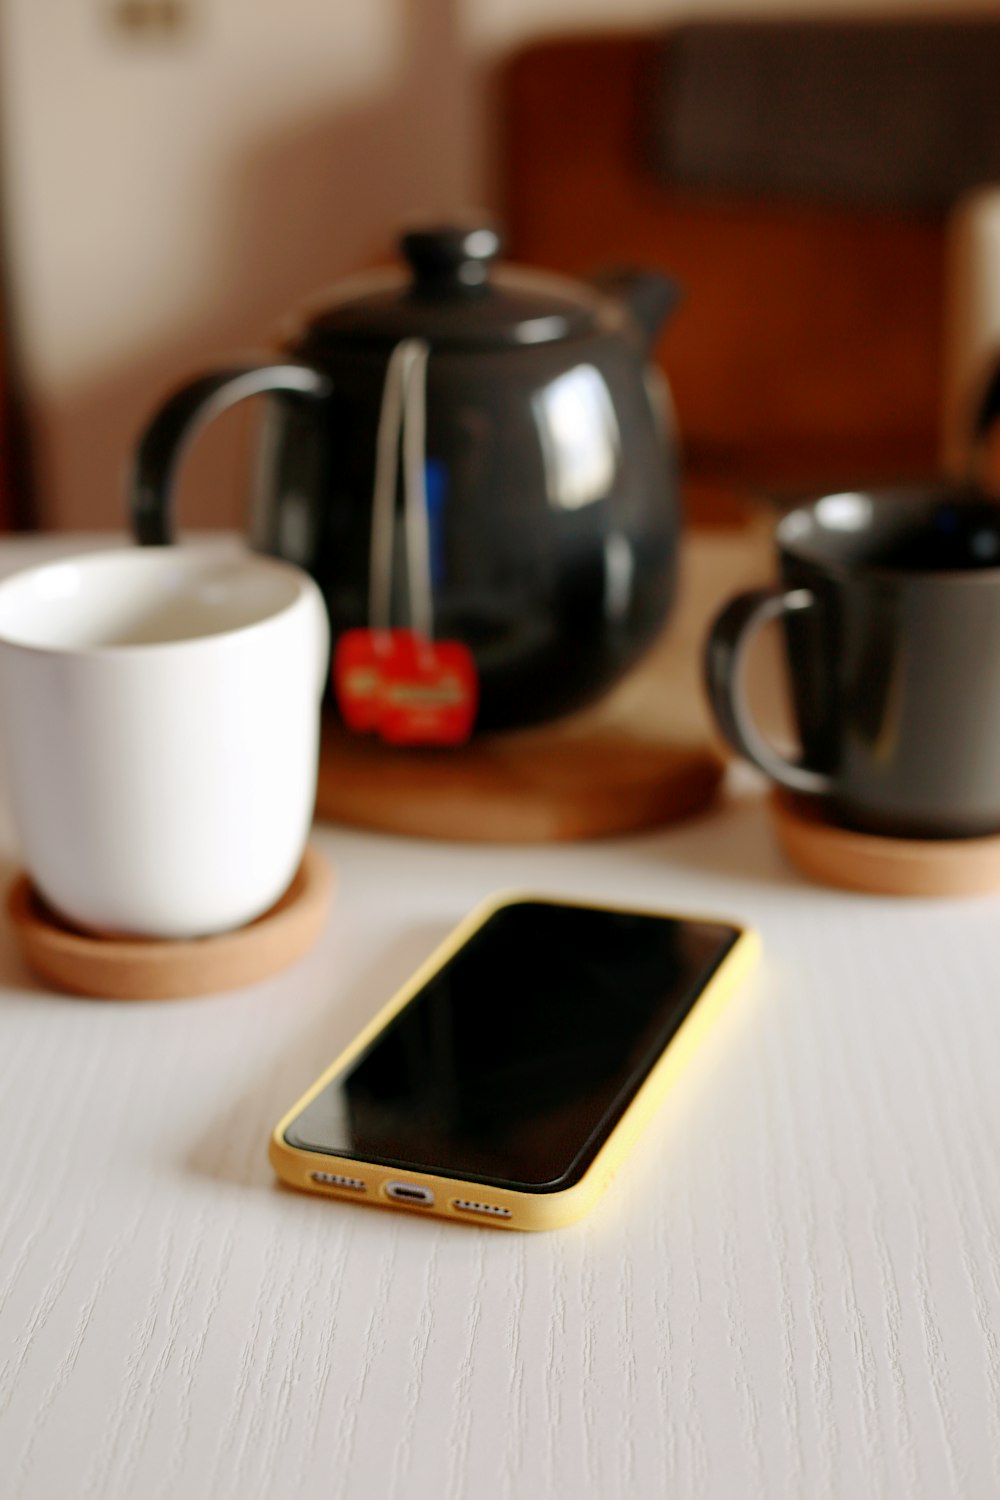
left=298, top=224, right=604, bottom=351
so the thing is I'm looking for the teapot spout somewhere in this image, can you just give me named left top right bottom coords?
left=593, top=267, right=680, bottom=352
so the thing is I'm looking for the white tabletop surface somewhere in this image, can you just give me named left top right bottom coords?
left=1, top=533, right=999, bottom=1500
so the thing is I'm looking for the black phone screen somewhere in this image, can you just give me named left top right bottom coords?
left=284, top=900, right=740, bottom=1192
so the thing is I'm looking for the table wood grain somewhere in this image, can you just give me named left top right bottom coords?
left=1, top=534, right=998, bottom=1499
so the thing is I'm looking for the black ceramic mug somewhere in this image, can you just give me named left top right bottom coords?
left=704, top=487, right=1000, bottom=838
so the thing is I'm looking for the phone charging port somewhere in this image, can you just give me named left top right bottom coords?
left=385, top=1181, right=435, bottom=1206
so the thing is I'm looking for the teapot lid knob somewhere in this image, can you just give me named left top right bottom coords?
left=401, top=223, right=502, bottom=293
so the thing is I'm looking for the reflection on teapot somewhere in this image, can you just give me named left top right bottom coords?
left=132, top=223, right=681, bottom=736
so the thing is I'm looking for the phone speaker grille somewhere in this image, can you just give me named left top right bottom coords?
left=452, top=1198, right=512, bottom=1218
left=311, top=1171, right=366, bottom=1191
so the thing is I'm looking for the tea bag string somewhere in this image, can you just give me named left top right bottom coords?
left=368, top=339, right=406, bottom=636
left=369, top=337, right=433, bottom=643
left=401, top=341, right=433, bottom=642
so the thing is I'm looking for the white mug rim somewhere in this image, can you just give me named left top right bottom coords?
left=0, top=546, right=319, bottom=661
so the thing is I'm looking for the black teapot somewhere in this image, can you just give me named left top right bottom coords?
left=132, top=224, right=680, bottom=735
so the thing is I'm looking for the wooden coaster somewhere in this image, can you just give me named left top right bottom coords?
left=316, top=721, right=723, bottom=842
left=771, top=790, right=1000, bottom=897
left=313, top=532, right=779, bottom=843
left=6, top=845, right=334, bottom=999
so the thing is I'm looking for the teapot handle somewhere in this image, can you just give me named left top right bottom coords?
left=130, top=363, right=332, bottom=544
left=971, top=357, right=1000, bottom=468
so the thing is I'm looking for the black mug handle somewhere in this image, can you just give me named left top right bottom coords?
left=130, top=362, right=332, bottom=544
left=704, top=585, right=833, bottom=796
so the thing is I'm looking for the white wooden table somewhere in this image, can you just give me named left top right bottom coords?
left=1, top=533, right=999, bottom=1500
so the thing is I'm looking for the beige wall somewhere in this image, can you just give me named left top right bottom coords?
left=2, top=0, right=996, bottom=529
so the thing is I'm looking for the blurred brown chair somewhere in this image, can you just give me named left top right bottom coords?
left=0, top=308, right=13, bottom=530
left=499, top=21, right=1000, bottom=525
left=0, top=294, right=34, bottom=531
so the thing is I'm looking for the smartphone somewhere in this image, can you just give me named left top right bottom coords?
left=270, top=894, right=758, bottom=1231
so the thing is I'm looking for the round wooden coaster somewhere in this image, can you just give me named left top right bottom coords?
left=771, top=790, right=1000, bottom=897
left=6, top=845, right=334, bottom=1000
left=315, top=720, right=724, bottom=842
left=312, top=532, right=778, bottom=843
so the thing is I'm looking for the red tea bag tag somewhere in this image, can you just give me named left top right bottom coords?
left=333, top=629, right=398, bottom=733
left=378, top=631, right=478, bottom=746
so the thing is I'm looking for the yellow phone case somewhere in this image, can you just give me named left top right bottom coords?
left=269, top=892, right=759, bottom=1231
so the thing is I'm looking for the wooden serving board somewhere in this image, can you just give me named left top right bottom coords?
left=313, top=536, right=772, bottom=842
left=316, top=721, right=723, bottom=842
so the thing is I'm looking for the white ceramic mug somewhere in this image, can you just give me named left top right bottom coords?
left=0, top=547, right=329, bottom=939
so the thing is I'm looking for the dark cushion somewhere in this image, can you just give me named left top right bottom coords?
left=652, top=19, right=1000, bottom=212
